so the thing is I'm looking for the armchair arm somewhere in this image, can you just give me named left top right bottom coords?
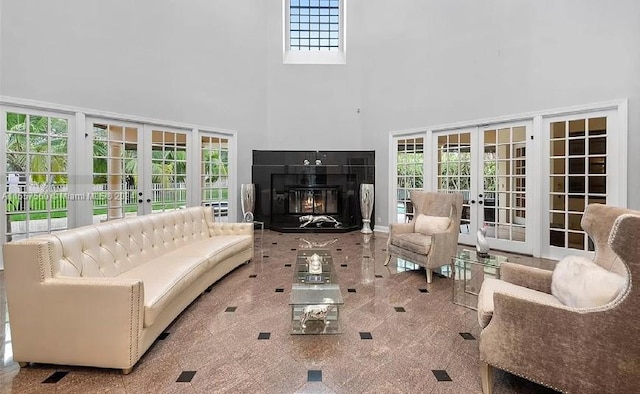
left=208, top=222, right=254, bottom=236
left=389, top=222, right=415, bottom=235
left=8, top=276, right=144, bottom=369
left=426, top=229, right=459, bottom=269
left=499, top=262, right=553, bottom=294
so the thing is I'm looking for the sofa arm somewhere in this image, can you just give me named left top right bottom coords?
left=208, top=222, right=254, bottom=236
left=500, top=262, right=553, bottom=294
left=8, top=276, right=144, bottom=369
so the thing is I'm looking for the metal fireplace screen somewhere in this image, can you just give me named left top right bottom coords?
left=288, top=188, right=338, bottom=215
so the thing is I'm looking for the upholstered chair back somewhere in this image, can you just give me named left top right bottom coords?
left=581, top=204, right=628, bottom=276
left=410, top=191, right=463, bottom=230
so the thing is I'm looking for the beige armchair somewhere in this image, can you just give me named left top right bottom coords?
left=477, top=204, right=640, bottom=393
left=385, top=191, right=463, bottom=283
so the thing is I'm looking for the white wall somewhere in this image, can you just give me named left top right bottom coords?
left=2, top=0, right=639, bottom=225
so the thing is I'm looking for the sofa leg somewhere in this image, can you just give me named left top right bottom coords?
left=122, top=367, right=133, bottom=375
left=480, top=362, right=493, bottom=394
left=18, top=362, right=29, bottom=368
left=384, top=253, right=391, bottom=266
left=425, top=269, right=433, bottom=284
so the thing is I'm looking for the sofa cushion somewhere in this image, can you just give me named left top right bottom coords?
left=414, top=214, right=451, bottom=236
left=117, top=234, right=252, bottom=327
left=390, top=233, right=432, bottom=255
left=180, top=235, right=252, bottom=270
left=478, top=278, right=562, bottom=328
left=551, top=255, right=626, bottom=308
left=118, top=253, right=207, bottom=327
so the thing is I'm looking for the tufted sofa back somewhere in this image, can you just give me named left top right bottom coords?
left=38, top=207, right=215, bottom=278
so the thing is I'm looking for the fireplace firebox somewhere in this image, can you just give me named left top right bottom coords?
left=252, top=151, right=375, bottom=232
left=288, top=188, right=339, bottom=215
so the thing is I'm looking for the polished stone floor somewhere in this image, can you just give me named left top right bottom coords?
left=0, top=231, right=559, bottom=393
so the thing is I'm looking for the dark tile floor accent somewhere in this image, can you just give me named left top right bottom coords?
left=284, top=264, right=292, bottom=267
left=336, top=248, right=342, bottom=251
left=347, top=288, right=356, bottom=293
left=158, top=332, right=170, bottom=340
left=275, top=288, right=284, bottom=293
left=225, top=306, right=237, bottom=312
left=432, top=370, right=452, bottom=382
left=176, top=371, right=196, bottom=382
left=394, top=307, right=406, bottom=312
left=460, top=332, right=476, bottom=340
left=359, top=332, right=373, bottom=340
left=249, top=274, right=257, bottom=278
left=307, top=370, right=322, bottom=382
left=340, top=264, right=348, bottom=267
left=257, top=332, right=271, bottom=340
left=0, top=231, right=559, bottom=393
left=42, top=371, right=69, bottom=384
left=419, top=288, right=429, bottom=293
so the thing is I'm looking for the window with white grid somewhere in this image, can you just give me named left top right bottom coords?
left=284, top=0, right=346, bottom=64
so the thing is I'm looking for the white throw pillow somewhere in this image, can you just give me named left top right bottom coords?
left=414, top=214, right=451, bottom=236
left=551, top=255, right=626, bottom=308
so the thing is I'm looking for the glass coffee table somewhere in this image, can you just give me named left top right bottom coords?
left=451, top=249, right=508, bottom=310
left=290, top=249, right=343, bottom=334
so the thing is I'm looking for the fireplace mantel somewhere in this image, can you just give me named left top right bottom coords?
left=252, top=150, right=375, bottom=232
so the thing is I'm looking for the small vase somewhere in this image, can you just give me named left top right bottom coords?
left=476, top=227, right=490, bottom=258
left=360, top=183, right=374, bottom=234
left=240, top=184, right=255, bottom=222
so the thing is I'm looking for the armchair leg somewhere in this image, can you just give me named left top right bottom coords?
left=384, top=253, right=391, bottom=266
left=122, top=367, right=133, bottom=375
left=425, top=269, right=433, bottom=284
left=18, top=362, right=30, bottom=368
left=480, top=362, right=493, bottom=394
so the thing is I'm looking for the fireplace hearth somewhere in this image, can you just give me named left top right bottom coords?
left=252, top=151, right=375, bottom=232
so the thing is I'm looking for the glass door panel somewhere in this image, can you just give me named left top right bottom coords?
left=435, top=131, right=474, bottom=244
left=481, top=125, right=529, bottom=252
left=547, top=115, right=608, bottom=255
left=91, top=121, right=142, bottom=222
left=4, top=111, right=71, bottom=241
left=201, top=134, right=229, bottom=222
left=395, top=136, right=424, bottom=223
left=150, top=129, right=188, bottom=213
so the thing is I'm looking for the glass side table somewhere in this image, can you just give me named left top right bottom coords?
left=451, top=249, right=508, bottom=310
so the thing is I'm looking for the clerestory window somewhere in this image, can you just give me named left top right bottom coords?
left=284, top=0, right=346, bottom=64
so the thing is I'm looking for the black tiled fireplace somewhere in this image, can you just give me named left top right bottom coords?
left=252, top=150, right=375, bottom=232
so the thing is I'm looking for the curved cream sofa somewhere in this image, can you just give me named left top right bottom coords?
left=2, top=206, right=253, bottom=373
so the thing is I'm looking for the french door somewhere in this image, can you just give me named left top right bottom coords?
left=433, top=121, right=532, bottom=254
left=86, top=118, right=190, bottom=224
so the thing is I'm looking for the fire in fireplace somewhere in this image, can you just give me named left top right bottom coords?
left=289, top=188, right=338, bottom=215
